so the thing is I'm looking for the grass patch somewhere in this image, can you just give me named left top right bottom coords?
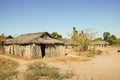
left=24, top=62, right=74, bottom=80
left=96, top=50, right=103, bottom=55
left=24, top=62, right=62, bottom=80
left=62, top=70, right=74, bottom=78
left=77, top=48, right=103, bottom=57
left=51, top=56, right=91, bottom=62
left=0, top=56, right=19, bottom=80
left=87, top=49, right=103, bottom=57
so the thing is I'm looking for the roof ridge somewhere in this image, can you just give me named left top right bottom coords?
left=20, top=32, right=46, bottom=36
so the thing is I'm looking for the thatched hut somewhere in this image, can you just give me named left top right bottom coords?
left=62, top=38, right=76, bottom=49
left=92, top=41, right=109, bottom=47
left=4, top=32, right=64, bottom=59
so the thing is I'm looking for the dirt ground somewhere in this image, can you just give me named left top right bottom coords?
left=0, top=46, right=120, bottom=80
left=45, top=46, right=120, bottom=80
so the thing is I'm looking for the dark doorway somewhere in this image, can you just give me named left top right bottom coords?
left=41, top=44, right=46, bottom=58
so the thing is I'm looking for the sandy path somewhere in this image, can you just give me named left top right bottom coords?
left=46, top=53, right=120, bottom=80
left=72, top=53, right=120, bottom=80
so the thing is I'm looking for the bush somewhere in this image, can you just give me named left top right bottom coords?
left=24, top=62, right=63, bottom=80
left=96, top=50, right=103, bottom=55
left=0, top=70, right=18, bottom=80
left=0, top=56, right=19, bottom=80
left=87, top=48, right=103, bottom=57
left=62, top=70, right=74, bottom=78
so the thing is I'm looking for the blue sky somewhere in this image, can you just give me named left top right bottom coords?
left=0, top=0, right=120, bottom=38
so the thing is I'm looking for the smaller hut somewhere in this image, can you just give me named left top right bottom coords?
left=62, top=38, right=75, bottom=49
left=92, top=41, right=109, bottom=47
left=4, top=32, right=64, bottom=59
left=6, top=35, right=14, bottom=39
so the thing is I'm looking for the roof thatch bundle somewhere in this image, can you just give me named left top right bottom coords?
left=92, top=41, right=109, bottom=45
left=5, top=32, right=64, bottom=45
left=62, top=38, right=74, bottom=46
left=6, top=35, right=14, bottom=39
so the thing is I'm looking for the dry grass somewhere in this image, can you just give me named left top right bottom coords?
left=24, top=62, right=62, bottom=80
left=0, top=56, right=19, bottom=80
left=24, top=62, right=74, bottom=80
left=50, top=56, right=91, bottom=62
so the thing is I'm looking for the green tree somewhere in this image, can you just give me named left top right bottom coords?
left=103, top=32, right=110, bottom=41
left=103, top=32, right=119, bottom=45
left=108, top=35, right=117, bottom=45
left=116, top=38, right=120, bottom=45
left=71, top=27, right=79, bottom=45
left=79, top=30, right=90, bottom=51
left=110, top=35, right=117, bottom=40
left=51, top=32, right=62, bottom=40
left=71, top=27, right=96, bottom=51
left=94, top=37, right=103, bottom=41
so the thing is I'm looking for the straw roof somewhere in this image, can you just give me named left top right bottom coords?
left=5, top=32, right=64, bottom=45
left=92, top=41, right=109, bottom=45
left=62, top=38, right=74, bottom=46
left=6, top=35, right=14, bottom=39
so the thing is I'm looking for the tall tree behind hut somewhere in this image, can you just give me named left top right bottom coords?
left=51, top=32, right=62, bottom=40
left=103, top=32, right=110, bottom=41
left=71, top=27, right=96, bottom=51
left=103, top=32, right=120, bottom=45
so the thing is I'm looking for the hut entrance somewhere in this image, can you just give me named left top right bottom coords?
left=41, top=44, right=46, bottom=58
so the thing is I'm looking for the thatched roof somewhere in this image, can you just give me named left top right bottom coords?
left=62, top=38, right=74, bottom=46
left=5, top=32, right=64, bottom=45
left=92, top=41, right=109, bottom=45
left=6, top=35, right=14, bottom=39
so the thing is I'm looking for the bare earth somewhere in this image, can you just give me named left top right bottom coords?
left=0, top=46, right=120, bottom=80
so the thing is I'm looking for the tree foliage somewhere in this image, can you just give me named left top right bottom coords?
left=71, top=27, right=96, bottom=51
left=108, top=35, right=117, bottom=45
left=51, top=32, right=62, bottom=40
left=94, top=37, right=103, bottom=41
left=103, top=32, right=120, bottom=45
left=71, top=27, right=79, bottom=45
left=116, top=38, right=120, bottom=45
left=103, top=32, right=110, bottom=41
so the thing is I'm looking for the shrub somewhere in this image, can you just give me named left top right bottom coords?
left=62, top=70, right=74, bottom=78
left=87, top=48, right=102, bottom=57
left=0, top=56, right=19, bottom=80
left=0, top=70, right=18, bottom=80
left=96, top=50, right=103, bottom=55
left=24, top=62, right=62, bottom=80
